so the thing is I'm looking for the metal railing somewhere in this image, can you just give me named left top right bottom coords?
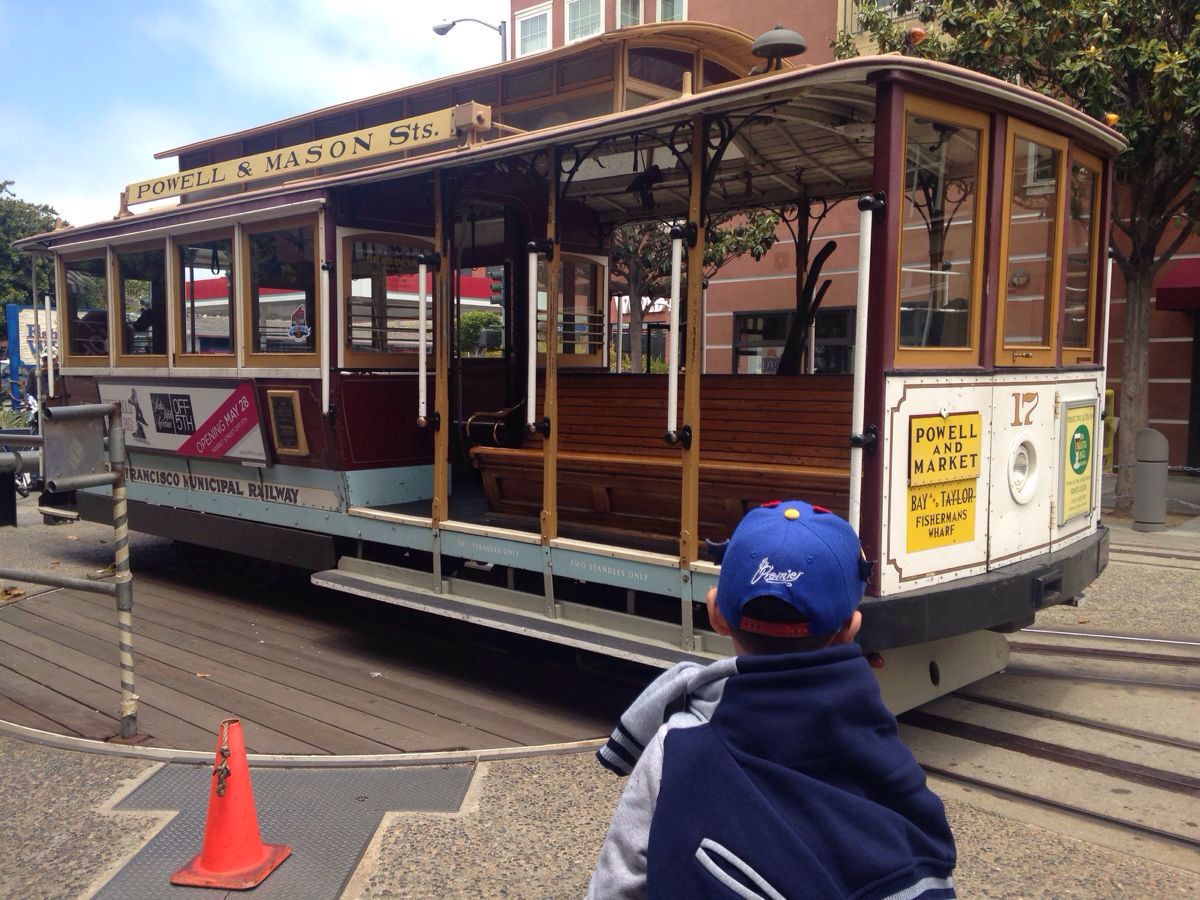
left=0, top=402, right=140, bottom=740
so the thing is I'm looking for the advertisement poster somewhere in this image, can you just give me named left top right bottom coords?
left=907, top=412, right=982, bottom=552
left=1059, top=402, right=1096, bottom=525
left=97, top=379, right=268, bottom=463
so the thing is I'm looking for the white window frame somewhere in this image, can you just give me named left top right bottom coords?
left=656, top=0, right=687, bottom=22
left=619, top=0, right=643, bottom=28
left=516, top=2, right=553, bottom=57
left=566, top=0, right=604, bottom=43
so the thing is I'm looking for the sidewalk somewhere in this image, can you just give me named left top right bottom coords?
left=1101, top=473, right=1200, bottom=554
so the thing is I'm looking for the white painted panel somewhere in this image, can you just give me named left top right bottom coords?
left=880, top=375, right=992, bottom=595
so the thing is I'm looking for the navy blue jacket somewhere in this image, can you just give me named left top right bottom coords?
left=588, top=646, right=956, bottom=899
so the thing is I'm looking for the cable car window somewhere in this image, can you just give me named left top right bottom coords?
left=178, top=236, right=234, bottom=356
left=559, top=258, right=605, bottom=364
left=1002, top=136, right=1062, bottom=349
left=63, top=254, right=108, bottom=357
left=627, top=47, right=692, bottom=92
left=116, top=245, right=167, bottom=357
left=248, top=224, right=316, bottom=355
left=898, top=110, right=982, bottom=352
left=345, top=237, right=424, bottom=356
left=1063, top=158, right=1100, bottom=352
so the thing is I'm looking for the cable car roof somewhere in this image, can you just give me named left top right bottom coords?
left=18, top=53, right=1125, bottom=252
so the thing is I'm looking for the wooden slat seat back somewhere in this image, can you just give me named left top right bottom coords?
left=469, top=373, right=853, bottom=541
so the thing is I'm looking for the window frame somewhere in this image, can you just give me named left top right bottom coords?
left=892, top=94, right=990, bottom=369
left=1061, top=147, right=1103, bottom=365
left=337, top=228, right=435, bottom=369
left=173, top=228, right=237, bottom=367
left=619, top=0, right=643, bottom=28
left=114, top=239, right=170, bottom=366
left=241, top=214, right=322, bottom=368
left=516, top=2, right=553, bottom=58
left=565, top=0, right=604, bottom=44
left=993, top=119, right=1069, bottom=368
left=656, top=0, right=687, bottom=23
left=58, top=248, right=112, bottom=366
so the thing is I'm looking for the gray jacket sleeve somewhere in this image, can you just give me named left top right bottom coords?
left=585, top=728, right=667, bottom=899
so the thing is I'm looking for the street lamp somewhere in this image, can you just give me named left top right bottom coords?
left=432, top=18, right=508, bottom=62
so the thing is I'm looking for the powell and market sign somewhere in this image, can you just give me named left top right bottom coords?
left=125, top=105, right=468, bottom=206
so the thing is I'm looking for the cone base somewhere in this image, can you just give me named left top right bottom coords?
left=170, top=842, right=291, bottom=890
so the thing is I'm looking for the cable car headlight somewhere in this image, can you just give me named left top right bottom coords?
left=1009, top=438, right=1039, bottom=504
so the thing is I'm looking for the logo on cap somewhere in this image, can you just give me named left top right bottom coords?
left=750, top=557, right=804, bottom=587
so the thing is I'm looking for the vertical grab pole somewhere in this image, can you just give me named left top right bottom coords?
left=318, top=217, right=330, bottom=415
left=44, top=293, right=55, bottom=399
left=849, top=194, right=883, bottom=535
left=527, top=247, right=539, bottom=430
left=666, top=231, right=684, bottom=435
left=417, top=258, right=429, bottom=421
left=108, top=404, right=138, bottom=739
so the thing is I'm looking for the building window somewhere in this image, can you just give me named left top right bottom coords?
left=566, top=0, right=602, bottom=42
left=657, top=0, right=686, bottom=22
left=733, top=312, right=790, bottom=374
left=63, top=254, right=108, bottom=357
left=247, top=223, right=317, bottom=355
left=812, top=309, right=855, bottom=374
left=517, top=3, right=551, bottom=57
left=620, top=0, right=643, bottom=27
left=178, top=235, right=235, bottom=356
left=116, top=244, right=167, bottom=357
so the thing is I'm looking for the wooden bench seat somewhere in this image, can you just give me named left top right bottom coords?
left=469, top=373, right=852, bottom=543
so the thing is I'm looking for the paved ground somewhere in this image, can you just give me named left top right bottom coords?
left=1, top=487, right=1198, bottom=898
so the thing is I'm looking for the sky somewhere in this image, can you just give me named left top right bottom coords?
left=0, top=0, right=510, bottom=226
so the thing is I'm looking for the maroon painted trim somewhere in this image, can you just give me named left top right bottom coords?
left=1095, top=159, right=1116, bottom=366
left=859, top=80, right=905, bottom=596
left=980, top=114, right=1006, bottom=365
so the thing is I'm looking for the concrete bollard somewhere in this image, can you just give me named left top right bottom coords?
left=1132, top=428, right=1169, bottom=532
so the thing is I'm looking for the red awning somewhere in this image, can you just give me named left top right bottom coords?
left=1155, top=257, right=1200, bottom=311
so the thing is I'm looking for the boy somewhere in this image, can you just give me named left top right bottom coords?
left=586, top=500, right=956, bottom=899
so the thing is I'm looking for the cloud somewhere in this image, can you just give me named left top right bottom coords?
left=142, top=0, right=510, bottom=113
left=2, top=99, right=191, bottom=226
left=3, top=0, right=511, bottom=226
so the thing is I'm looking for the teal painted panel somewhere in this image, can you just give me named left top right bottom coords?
left=440, top=530, right=544, bottom=572
left=552, top=547, right=681, bottom=597
left=344, top=465, right=434, bottom=507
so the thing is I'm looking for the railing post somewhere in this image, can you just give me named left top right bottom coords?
left=107, top=405, right=139, bottom=738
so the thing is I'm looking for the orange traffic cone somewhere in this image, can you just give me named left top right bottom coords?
left=171, top=718, right=291, bottom=889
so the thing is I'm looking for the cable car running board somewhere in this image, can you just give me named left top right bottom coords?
left=312, top=557, right=713, bottom=669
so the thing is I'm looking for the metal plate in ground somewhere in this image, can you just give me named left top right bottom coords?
left=96, top=763, right=474, bottom=899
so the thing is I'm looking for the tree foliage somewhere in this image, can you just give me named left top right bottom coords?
left=837, top=1, right=1200, bottom=507
left=610, top=211, right=780, bottom=370
left=1, top=181, right=63, bottom=309
left=457, top=309, right=502, bottom=354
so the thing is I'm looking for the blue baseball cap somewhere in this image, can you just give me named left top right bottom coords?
left=716, top=500, right=868, bottom=638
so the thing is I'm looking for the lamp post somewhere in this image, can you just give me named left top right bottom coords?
left=432, top=17, right=508, bottom=62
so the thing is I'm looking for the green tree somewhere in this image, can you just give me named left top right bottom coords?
left=1, top=181, right=63, bottom=310
left=457, top=309, right=502, bottom=354
left=610, top=211, right=780, bottom=371
left=838, top=1, right=1200, bottom=512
